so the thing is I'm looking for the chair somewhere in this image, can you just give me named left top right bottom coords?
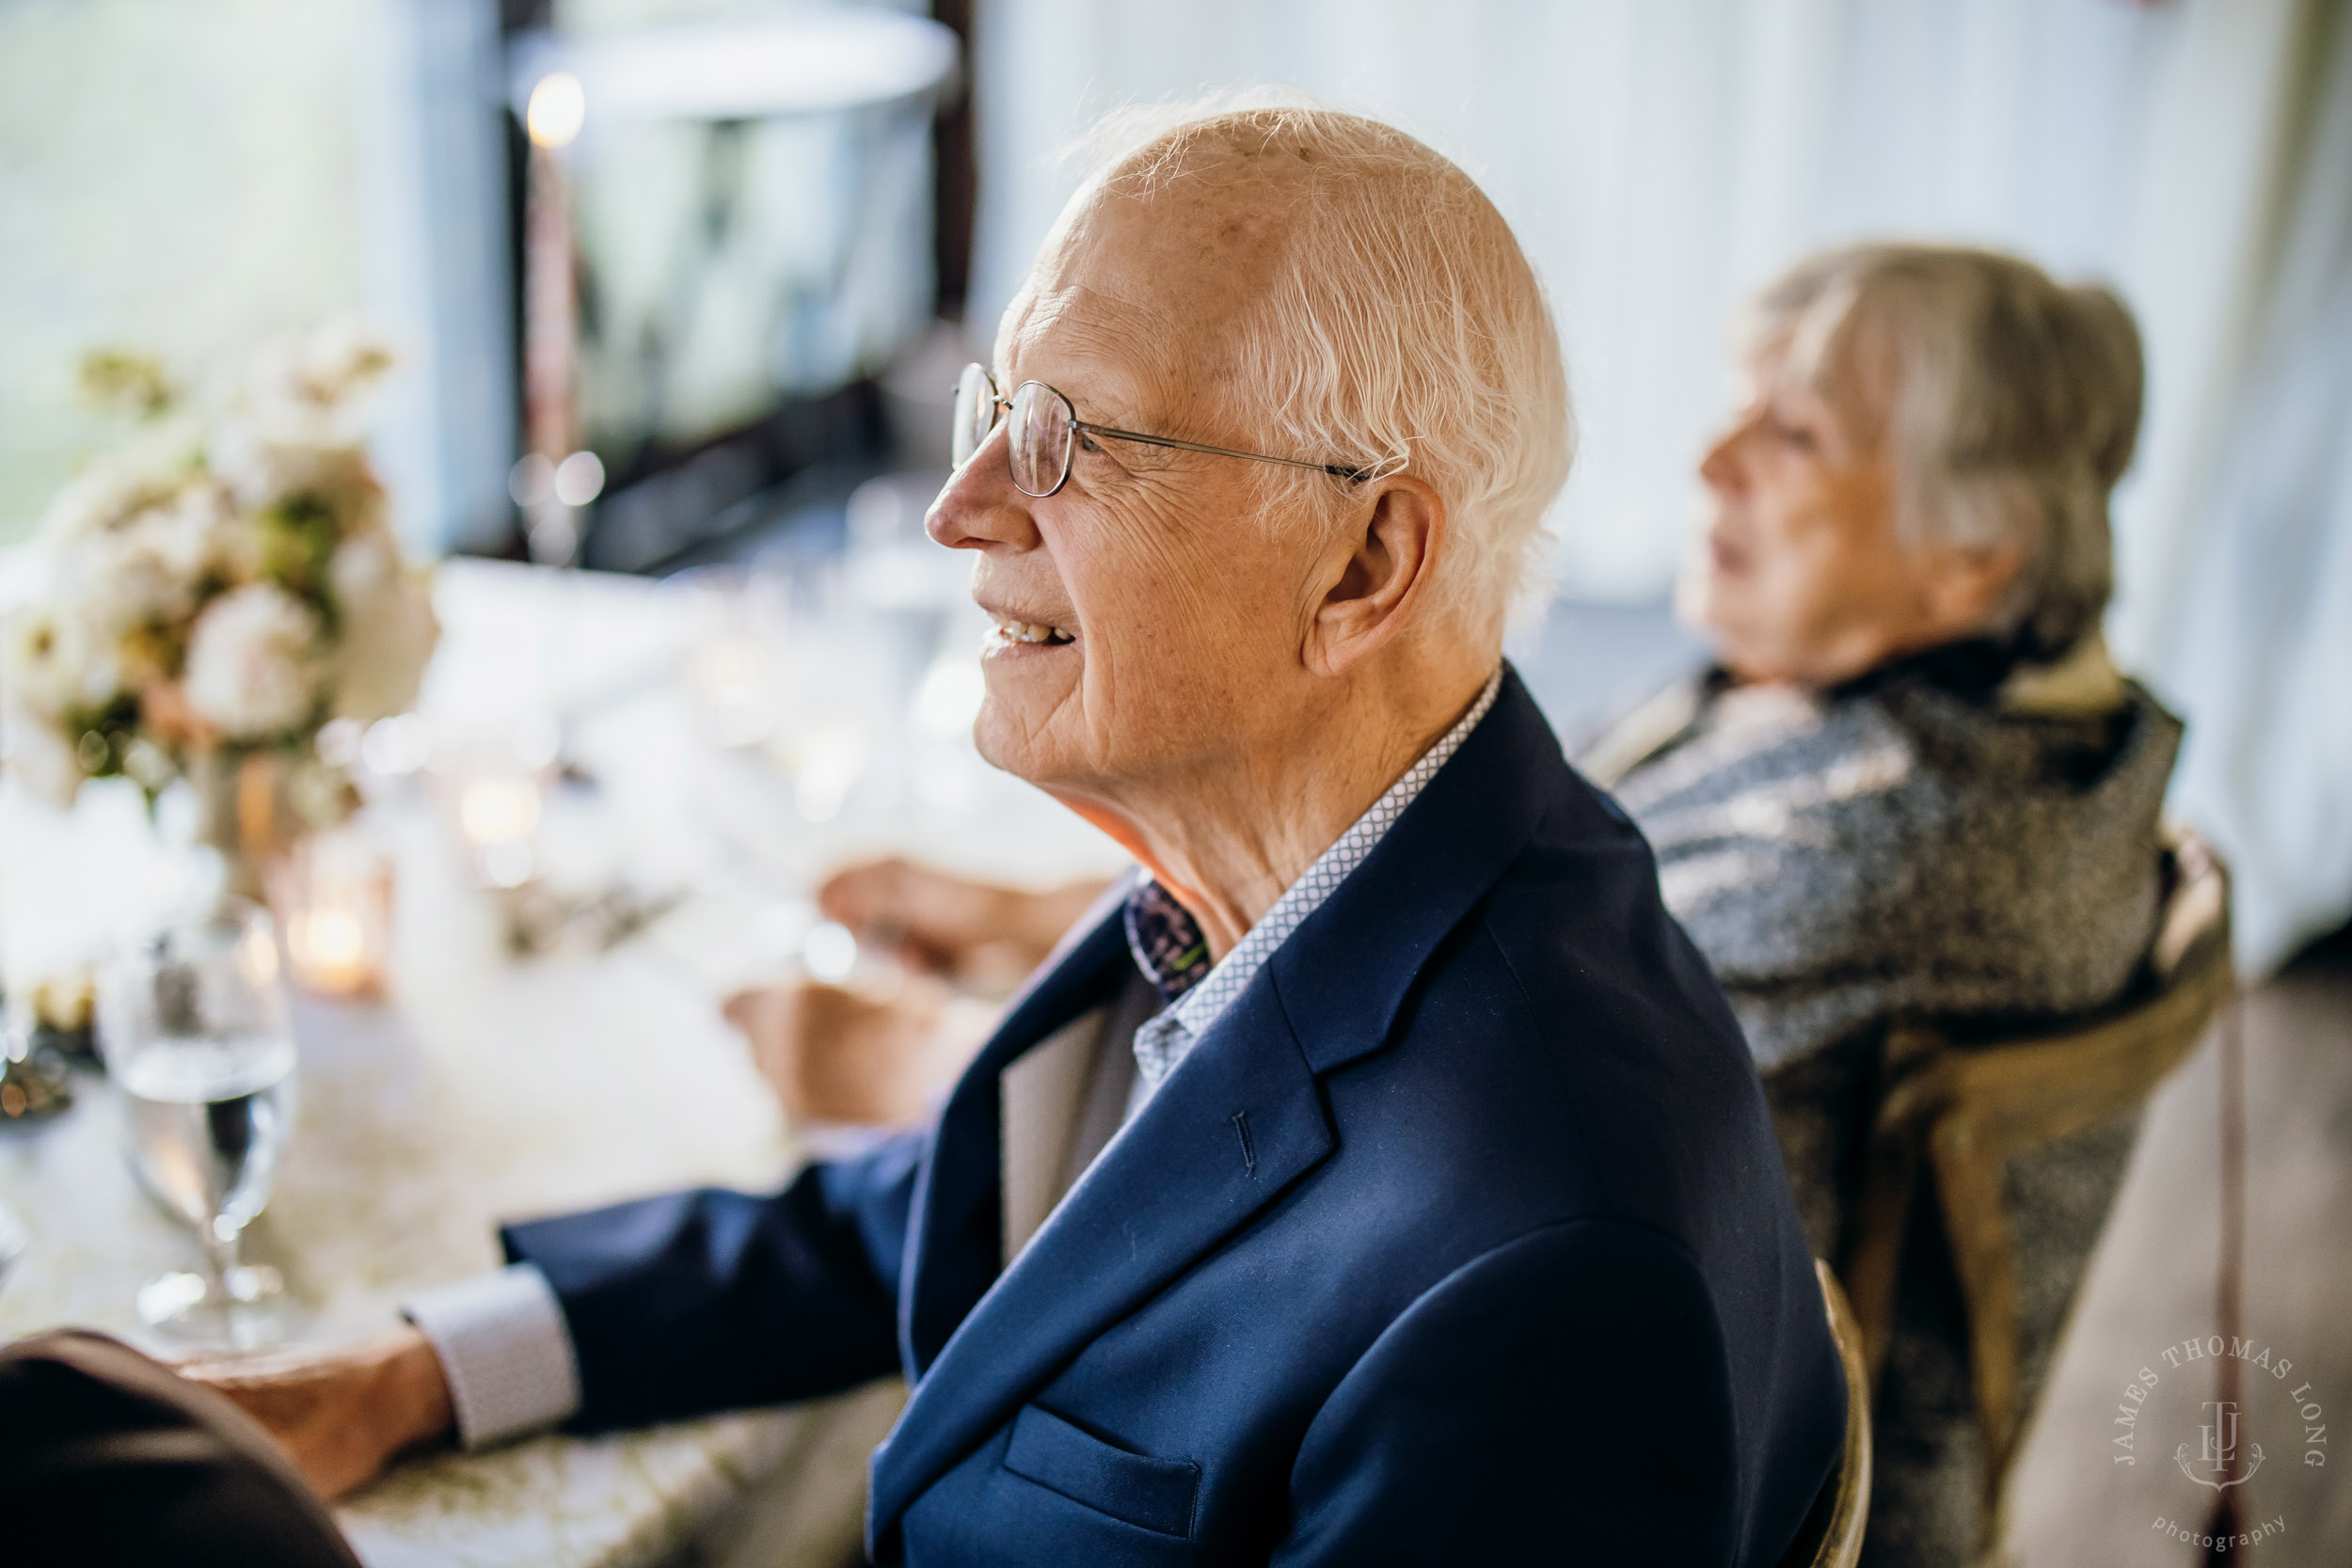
left=1838, top=826, right=2233, bottom=1535
left=1776, top=1259, right=1873, bottom=1568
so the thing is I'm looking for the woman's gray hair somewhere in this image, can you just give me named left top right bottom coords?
left=1025, top=93, right=1575, bottom=635
left=1749, top=244, right=2144, bottom=657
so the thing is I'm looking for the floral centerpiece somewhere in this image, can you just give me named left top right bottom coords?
left=1, top=323, right=438, bottom=890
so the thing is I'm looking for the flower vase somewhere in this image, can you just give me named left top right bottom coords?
left=190, top=751, right=299, bottom=901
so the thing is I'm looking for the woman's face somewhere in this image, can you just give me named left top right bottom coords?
left=1680, top=349, right=2012, bottom=686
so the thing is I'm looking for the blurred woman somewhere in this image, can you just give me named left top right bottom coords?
left=1583, top=244, right=2177, bottom=1566
left=750, top=244, right=2179, bottom=1568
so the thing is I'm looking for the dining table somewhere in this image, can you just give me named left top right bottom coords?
left=0, top=555, right=1127, bottom=1568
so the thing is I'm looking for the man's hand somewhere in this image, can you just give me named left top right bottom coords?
left=724, top=975, right=991, bottom=1125
left=178, top=1324, right=454, bottom=1499
left=818, top=859, right=1111, bottom=988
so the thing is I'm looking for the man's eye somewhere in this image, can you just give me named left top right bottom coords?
left=1768, top=416, right=1818, bottom=451
left=1076, top=432, right=1104, bottom=454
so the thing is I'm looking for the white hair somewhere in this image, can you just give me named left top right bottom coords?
left=1751, top=244, right=2145, bottom=657
left=1019, top=91, right=1575, bottom=637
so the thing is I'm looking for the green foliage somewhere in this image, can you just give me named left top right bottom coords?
left=76, top=348, right=180, bottom=420
left=60, top=690, right=143, bottom=784
left=257, top=491, right=343, bottom=626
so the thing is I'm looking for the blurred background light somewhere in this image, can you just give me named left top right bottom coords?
left=525, top=70, right=586, bottom=149
left=509, top=453, right=558, bottom=509
left=554, top=451, right=606, bottom=506
left=800, top=919, right=858, bottom=983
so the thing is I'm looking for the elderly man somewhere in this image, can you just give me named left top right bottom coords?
left=187, top=105, right=1844, bottom=1564
left=824, top=242, right=2178, bottom=1568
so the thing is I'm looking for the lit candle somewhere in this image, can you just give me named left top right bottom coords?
left=521, top=71, right=584, bottom=566
left=274, top=832, right=392, bottom=999
left=287, top=908, right=367, bottom=994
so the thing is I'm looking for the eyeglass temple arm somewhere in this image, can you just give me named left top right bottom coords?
left=1081, top=421, right=1370, bottom=482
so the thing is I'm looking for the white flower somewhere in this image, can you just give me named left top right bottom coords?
left=326, top=531, right=438, bottom=721
left=39, top=420, right=205, bottom=546
left=70, top=484, right=219, bottom=633
left=208, top=424, right=385, bottom=530
left=226, top=321, right=396, bottom=464
left=1, top=598, right=120, bottom=717
left=205, top=507, right=273, bottom=588
left=248, top=319, right=395, bottom=411
left=0, top=710, right=87, bottom=808
left=211, top=323, right=394, bottom=531
left=183, top=583, right=326, bottom=739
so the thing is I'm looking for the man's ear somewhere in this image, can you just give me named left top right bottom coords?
left=1303, top=476, right=1445, bottom=678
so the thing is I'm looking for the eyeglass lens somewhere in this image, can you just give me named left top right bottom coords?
left=1009, top=381, right=1073, bottom=497
left=949, top=365, right=1079, bottom=497
left=950, top=363, right=996, bottom=471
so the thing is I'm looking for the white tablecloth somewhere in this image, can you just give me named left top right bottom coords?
left=0, top=558, right=1124, bottom=1567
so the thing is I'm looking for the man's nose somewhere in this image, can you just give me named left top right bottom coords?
left=926, top=427, right=1038, bottom=552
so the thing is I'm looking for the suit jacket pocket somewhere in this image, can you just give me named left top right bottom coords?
left=1004, top=1404, right=1200, bottom=1537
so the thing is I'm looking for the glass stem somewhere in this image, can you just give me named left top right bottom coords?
left=205, top=1215, right=244, bottom=1291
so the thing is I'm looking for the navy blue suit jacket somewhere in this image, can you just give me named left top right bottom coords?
left=505, top=670, right=1845, bottom=1565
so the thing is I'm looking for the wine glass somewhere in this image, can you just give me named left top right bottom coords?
left=97, top=897, right=298, bottom=1347
left=0, top=1198, right=25, bottom=1293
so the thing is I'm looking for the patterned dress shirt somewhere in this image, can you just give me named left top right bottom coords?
left=1119, top=666, right=1502, bottom=1107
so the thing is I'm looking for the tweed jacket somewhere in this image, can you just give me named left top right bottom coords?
left=1584, top=634, right=2183, bottom=1568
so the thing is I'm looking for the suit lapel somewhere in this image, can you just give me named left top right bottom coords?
left=896, top=894, right=1136, bottom=1381
left=869, top=669, right=1573, bottom=1548
left=997, top=1006, right=1104, bottom=1265
left=870, top=975, right=1331, bottom=1544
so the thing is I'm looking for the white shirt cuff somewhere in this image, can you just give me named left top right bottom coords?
left=401, top=1262, right=583, bottom=1449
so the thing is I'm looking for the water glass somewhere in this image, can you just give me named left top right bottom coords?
left=97, top=897, right=297, bottom=1346
left=0, top=1198, right=25, bottom=1293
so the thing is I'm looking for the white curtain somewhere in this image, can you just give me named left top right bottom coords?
left=2155, top=3, right=2352, bottom=973
left=966, top=0, right=2348, bottom=972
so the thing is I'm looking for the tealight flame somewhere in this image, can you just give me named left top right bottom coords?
left=289, top=909, right=366, bottom=974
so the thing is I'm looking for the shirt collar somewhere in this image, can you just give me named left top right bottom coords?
left=1121, top=666, right=1505, bottom=1037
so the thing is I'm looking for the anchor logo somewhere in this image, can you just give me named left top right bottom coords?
left=2175, top=1400, right=2265, bottom=1492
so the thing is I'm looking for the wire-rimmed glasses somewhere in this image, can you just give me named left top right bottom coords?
left=950, top=363, right=1368, bottom=499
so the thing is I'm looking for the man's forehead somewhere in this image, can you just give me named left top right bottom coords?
left=1001, top=184, right=1290, bottom=390
left=1005, top=282, right=1175, bottom=367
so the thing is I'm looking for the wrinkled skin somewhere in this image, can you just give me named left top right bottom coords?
left=932, top=162, right=1484, bottom=955
left=177, top=1328, right=451, bottom=1499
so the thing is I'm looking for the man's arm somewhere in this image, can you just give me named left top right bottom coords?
left=1275, top=1219, right=1822, bottom=1568
left=504, top=1129, right=924, bottom=1431
left=188, top=1128, right=927, bottom=1497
